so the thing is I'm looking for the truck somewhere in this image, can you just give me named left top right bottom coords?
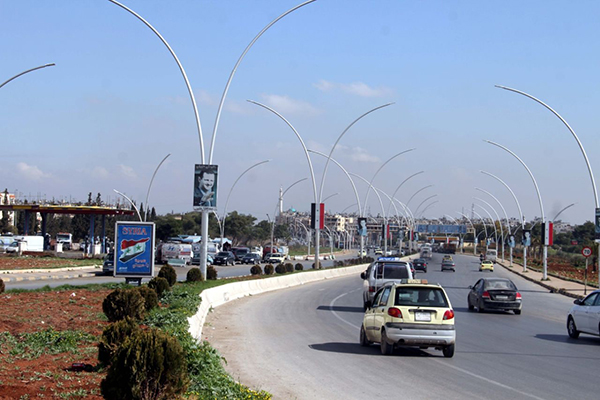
left=156, top=242, right=192, bottom=264
left=56, top=232, right=73, bottom=250
left=13, top=235, right=44, bottom=252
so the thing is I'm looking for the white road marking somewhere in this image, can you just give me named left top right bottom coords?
left=433, top=359, right=547, bottom=400
left=329, top=289, right=362, bottom=330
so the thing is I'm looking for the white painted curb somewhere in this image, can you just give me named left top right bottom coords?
left=188, top=264, right=368, bottom=341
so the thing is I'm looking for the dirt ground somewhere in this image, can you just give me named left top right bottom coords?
left=0, top=287, right=111, bottom=399
left=0, top=253, right=99, bottom=271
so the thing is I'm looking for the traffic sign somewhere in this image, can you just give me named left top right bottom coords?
left=582, top=246, right=592, bottom=258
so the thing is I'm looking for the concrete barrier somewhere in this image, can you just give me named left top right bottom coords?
left=188, top=264, right=368, bottom=341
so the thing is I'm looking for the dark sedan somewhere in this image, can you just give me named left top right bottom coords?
left=242, top=253, right=262, bottom=265
left=413, top=258, right=428, bottom=273
left=212, top=251, right=236, bottom=266
left=468, top=278, right=522, bottom=314
left=441, top=260, right=455, bottom=272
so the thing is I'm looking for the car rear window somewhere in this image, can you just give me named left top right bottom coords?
left=375, top=263, right=409, bottom=279
left=484, top=280, right=516, bottom=290
left=394, top=287, right=448, bottom=307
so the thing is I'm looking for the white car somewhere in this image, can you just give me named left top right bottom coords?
left=5, top=241, right=19, bottom=253
left=264, top=253, right=285, bottom=264
left=360, top=257, right=414, bottom=310
left=567, top=289, right=600, bottom=339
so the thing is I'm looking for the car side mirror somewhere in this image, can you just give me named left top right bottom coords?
left=468, top=285, right=473, bottom=289
left=360, top=272, right=366, bottom=280
left=574, top=299, right=583, bottom=305
left=365, top=300, right=372, bottom=309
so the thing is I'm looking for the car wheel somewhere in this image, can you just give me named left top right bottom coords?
left=380, top=329, right=394, bottom=355
left=567, top=316, right=580, bottom=339
left=467, top=297, right=474, bottom=311
left=442, top=343, right=455, bottom=358
left=363, top=301, right=369, bottom=311
left=478, top=300, right=485, bottom=313
left=514, top=309, right=522, bottom=315
left=360, top=325, right=372, bottom=347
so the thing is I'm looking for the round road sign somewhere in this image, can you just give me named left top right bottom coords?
left=582, top=246, right=592, bottom=258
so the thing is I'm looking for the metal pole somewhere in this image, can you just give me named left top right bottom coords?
left=0, top=63, right=55, bottom=89
left=476, top=187, right=513, bottom=266
left=486, top=140, right=547, bottom=279
left=475, top=197, right=505, bottom=261
left=144, top=153, right=171, bottom=221
left=113, top=189, right=142, bottom=221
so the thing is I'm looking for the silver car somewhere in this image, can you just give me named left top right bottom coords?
left=567, top=289, right=600, bottom=339
left=361, top=257, right=413, bottom=310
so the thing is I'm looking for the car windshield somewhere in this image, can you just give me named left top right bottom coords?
left=394, top=287, right=449, bottom=307
left=217, top=252, right=229, bottom=256
left=375, top=263, right=409, bottom=279
left=484, top=279, right=516, bottom=290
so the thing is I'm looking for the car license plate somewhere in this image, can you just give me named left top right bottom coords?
left=415, top=311, right=431, bottom=322
left=496, top=295, right=508, bottom=300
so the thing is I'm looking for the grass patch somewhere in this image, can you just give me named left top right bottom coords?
left=0, top=328, right=96, bottom=360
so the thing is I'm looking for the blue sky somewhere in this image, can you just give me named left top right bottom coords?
left=2, top=0, right=600, bottom=225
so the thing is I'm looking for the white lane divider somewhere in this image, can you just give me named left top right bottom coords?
left=329, top=289, right=362, bottom=330
left=433, top=359, right=546, bottom=400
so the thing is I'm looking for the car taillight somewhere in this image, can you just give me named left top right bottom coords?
left=516, top=292, right=522, bottom=300
left=443, top=310, right=455, bottom=320
left=388, top=308, right=402, bottom=318
left=482, top=291, right=490, bottom=299
left=369, top=286, right=376, bottom=293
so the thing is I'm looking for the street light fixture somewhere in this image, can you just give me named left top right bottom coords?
left=474, top=197, right=505, bottom=262
left=113, top=189, right=142, bottom=221
left=476, top=187, right=513, bottom=266
left=144, top=153, right=171, bottom=221
left=486, top=140, right=548, bottom=279
left=1, top=63, right=55, bottom=89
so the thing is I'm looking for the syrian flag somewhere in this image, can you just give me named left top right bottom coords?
left=119, top=238, right=150, bottom=263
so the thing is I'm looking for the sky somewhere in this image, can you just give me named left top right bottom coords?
left=2, top=0, right=600, bottom=225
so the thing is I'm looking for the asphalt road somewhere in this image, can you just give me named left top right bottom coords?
left=206, top=252, right=600, bottom=400
left=4, top=252, right=360, bottom=290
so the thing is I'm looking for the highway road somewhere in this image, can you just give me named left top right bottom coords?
left=205, top=252, right=600, bottom=400
left=4, top=251, right=360, bottom=290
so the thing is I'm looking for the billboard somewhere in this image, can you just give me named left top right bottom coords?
left=522, top=229, right=531, bottom=247
left=193, top=164, right=218, bottom=209
left=114, top=221, right=155, bottom=278
left=415, top=224, right=467, bottom=234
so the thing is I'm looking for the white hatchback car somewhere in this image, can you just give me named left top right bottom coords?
left=567, top=289, right=600, bottom=339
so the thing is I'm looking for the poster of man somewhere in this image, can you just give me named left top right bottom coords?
left=522, top=229, right=531, bottom=247
left=193, top=164, right=218, bottom=208
left=358, top=218, right=367, bottom=236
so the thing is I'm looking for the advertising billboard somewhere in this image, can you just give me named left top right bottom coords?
left=114, top=221, right=155, bottom=278
left=358, top=218, right=367, bottom=237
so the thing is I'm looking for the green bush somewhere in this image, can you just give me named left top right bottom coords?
left=148, top=277, right=171, bottom=298
left=250, top=265, right=262, bottom=275
left=158, top=264, right=177, bottom=287
left=0, top=278, right=4, bottom=294
left=275, top=263, right=286, bottom=274
left=100, top=328, right=189, bottom=400
left=207, top=265, right=218, bottom=280
left=285, top=263, right=294, bottom=273
left=98, top=318, right=141, bottom=366
left=295, top=263, right=304, bottom=271
left=264, top=264, right=274, bottom=275
left=102, top=288, right=146, bottom=322
left=136, top=286, right=159, bottom=311
left=312, top=261, right=321, bottom=269
left=186, top=267, right=203, bottom=282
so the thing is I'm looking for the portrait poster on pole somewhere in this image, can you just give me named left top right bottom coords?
left=114, top=221, right=155, bottom=278
left=358, top=218, right=367, bottom=237
left=193, top=164, right=218, bottom=209
left=522, top=229, right=531, bottom=247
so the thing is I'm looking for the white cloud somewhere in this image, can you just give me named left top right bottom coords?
left=261, top=94, right=320, bottom=116
left=314, top=80, right=393, bottom=98
left=119, top=164, right=137, bottom=179
left=17, top=162, right=50, bottom=180
left=349, top=147, right=380, bottom=163
left=92, top=167, right=109, bottom=179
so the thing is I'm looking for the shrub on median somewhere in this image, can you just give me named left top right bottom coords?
left=275, top=263, right=286, bottom=274
left=102, top=288, right=146, bottom=322
left=0, top=278, right=4, bottom=294
left=158, top=264, right=177, bottom=287
left=284, top=263, right=294, bottom=273
left=295, top=263, right=303, bottom=271
left=149, top=277, right=171, bottom=298
left=186, top=267, right=203, bottom=282
left=264, top=264, right=274, bottom=275
left=250, top=265, right=262, bottom=275
left=207, top=265, right=218, bottom=280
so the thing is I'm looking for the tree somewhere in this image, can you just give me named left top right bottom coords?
left=150, top=207, right=157, bottom=221
left=223, top=211, right=256, bottom=245
left=252, top=220, right=271, bottom=243
left=274, top=223, right=291, bottom=242
left=95, top=193, right=103, bottom=206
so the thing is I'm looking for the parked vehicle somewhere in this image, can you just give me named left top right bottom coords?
left=157, top=242, right=192, bottom=264
left=264, top=253, right=285, bottom=264
left=231, top=247, right=250, bottom=263
left=242, top=253, right=262, bottom=264
left=360, top=281, right=456, bottom=357
left=102, top=252, right=115, bottom=275
left=56, top=233, right=73, bottom=250
left=360, top=257, right=414, bottom=310
left=213, top=251, right=236, bottom=266
left=468, top=278, right=522, bottom=314
left=5, top=241, right=19, bottom=253
left=191, top=253, right=213, bottom=266
left=12, top=236, right=44, bottom=252
left=567, top=289, right=600, bottom=339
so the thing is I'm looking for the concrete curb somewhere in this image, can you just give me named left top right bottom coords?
left=0, top=265, right=100, bottom=275
left=0, top=271, right=98, bottom=283
left=188, top=264, right=369, bottom=341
